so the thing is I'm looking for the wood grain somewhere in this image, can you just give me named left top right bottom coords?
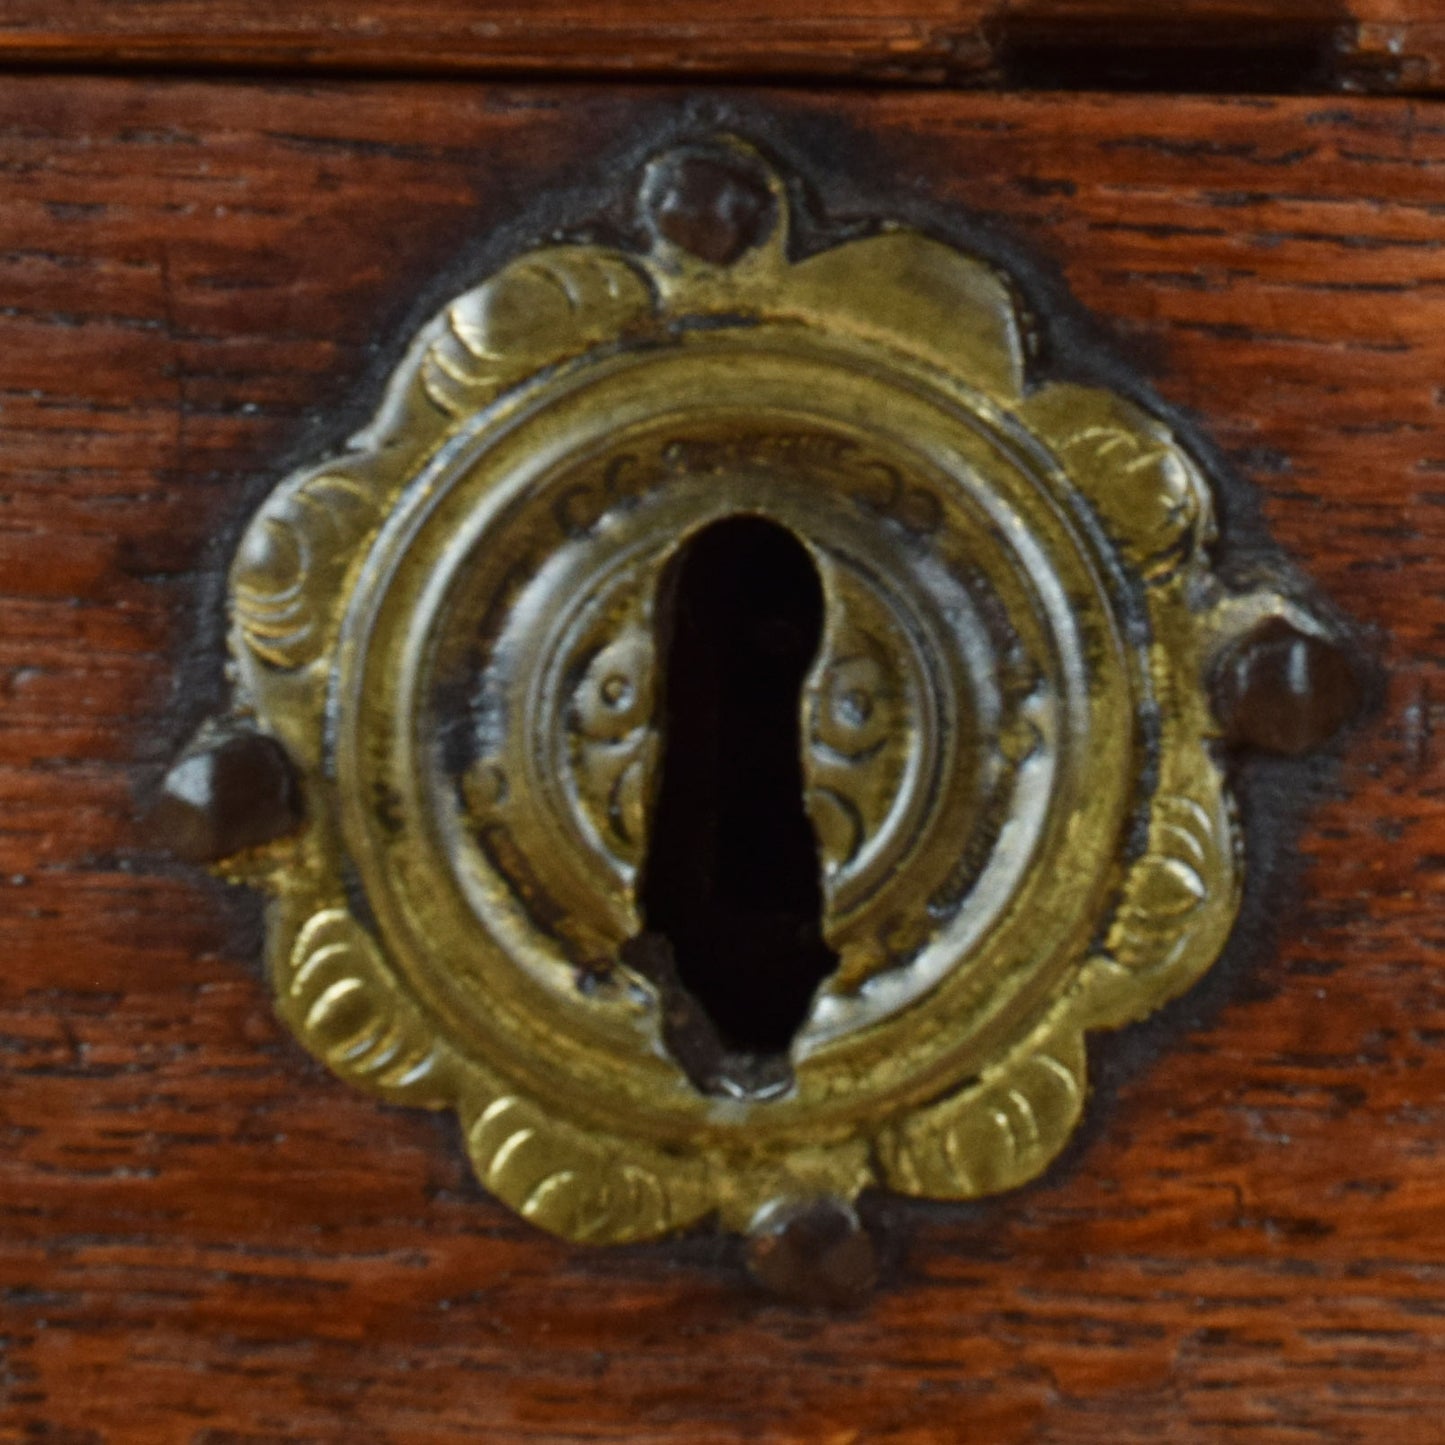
left=0, top=1, right=998, bottom=83
left=0, top=1, right=1439, bottom=90
left=1, top=80, right=1443, bottom=1441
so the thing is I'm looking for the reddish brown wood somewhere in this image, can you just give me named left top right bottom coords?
left=1, top=81, right=1443, bottom=1441
left=0, top=0, right=1439, bottom=90
left=1351, top=0, right=1445, bottom=88
left=0, top=0, right=997, bottom=82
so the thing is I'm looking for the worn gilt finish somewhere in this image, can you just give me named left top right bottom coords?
left=201, top=140, right=1328, bottom=1245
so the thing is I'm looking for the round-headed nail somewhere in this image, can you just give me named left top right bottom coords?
left=147, top=727, right=303, bottom=863
left=1212, top=617, right=1361, bottom=755
left=746, top=1196, right=878, bottom=1307
left=639, top=146, right=778, bottom=265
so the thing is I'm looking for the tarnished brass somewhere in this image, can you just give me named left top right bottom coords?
left=197, top=138, right=1349, bottom=1247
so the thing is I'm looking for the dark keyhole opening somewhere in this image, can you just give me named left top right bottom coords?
left=631, top=515, right=839, bottom=1080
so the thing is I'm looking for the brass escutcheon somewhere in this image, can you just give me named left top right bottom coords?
left=170, top=137, right=1357, bottom=1269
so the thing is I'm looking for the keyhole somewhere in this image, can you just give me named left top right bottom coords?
left=633, top=515, right=839, bottom=1077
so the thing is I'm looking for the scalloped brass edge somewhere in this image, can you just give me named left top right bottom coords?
left=212, top=139, right=1325, bottom=1245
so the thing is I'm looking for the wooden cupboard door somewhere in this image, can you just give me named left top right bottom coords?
left=1, top=79, right=1441, bottom=1442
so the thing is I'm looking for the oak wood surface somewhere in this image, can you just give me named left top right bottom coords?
left=1, top=80, right=1443, bottom=1442
left=0, top=1, right=1439, bottom=90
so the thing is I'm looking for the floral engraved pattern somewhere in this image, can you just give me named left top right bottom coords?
left=232, top=472, right=377, bottom=669
left=283, top=909, right=452, bottom=1107
left=878, top=1021, right=1087, bottom=1199
left=464, top=1095, right=700, bottom=1244
left=566, top=623, right=658, bottom=872
left=421, top=248, right=657, bottom=418
left=806, top=637, right=909, bottom=878
left=1103, top=780, right=1242, bottom=1011
left=1023, top=384, right=1215, bottom=580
